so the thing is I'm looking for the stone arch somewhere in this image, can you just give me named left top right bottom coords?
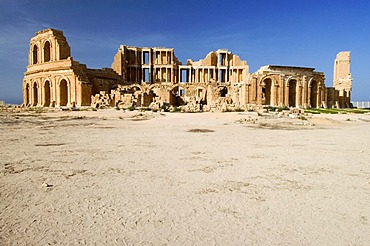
left=59, top=79, right=69, bottom=106
left=147, top=83, right=161, bottom=93
left=309, top=79, right=318, bottom=108
left=259, top=75, right=279, bottom=85
left=288, top=79, right=297, bottom=107
left=32, top=44, right=38, bottom=64
left=24, top=83, right=30, bottom=106
left=43, top=80, right=51, bottom=107
left=43, top=41, right=51, bottom=62
left=170, top=85, right=186, bottom=106
left=32, top=81, right=39, bottom=106
left=128, top=84, right=143, bottom=93
left=169, top=83, right=185, bottom=92
left=261, top=78, right=273, bottom=106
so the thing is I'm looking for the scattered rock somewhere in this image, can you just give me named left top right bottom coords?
left=188, top=128, right=214, bottom=133
left=42, top=182, right=53, bottom=188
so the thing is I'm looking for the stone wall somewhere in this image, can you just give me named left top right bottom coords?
left=23, top=28, right=352, bottom=110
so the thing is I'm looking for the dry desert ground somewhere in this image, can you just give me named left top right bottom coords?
left=1, top=109, right=370, bottom=245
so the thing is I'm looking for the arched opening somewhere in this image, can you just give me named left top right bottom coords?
left=127, top=85, right=142, bottom=94
left=196, top=87, right=207, bottom=104
left=44, top=80, right=51, bottom=107
left=123, top=86, right=142, bottom=107
left=220, top=87, right=228, bottom=97
left=44, top=41, right=51, bottom=62
left=288, top=80, right=297, bottom=107
left=59, top=79, right=68, bottom=106
left=310, top=80, right=318, bottom=108
left=25, top=84, right=30, bottom=106
left=32, top=44, right=38, bottom=64
left=171, top=86, right=185, bottom=106
left=143, top=90, right=157, bottom=107
left=33, top=82, right=38, bottom=106
left=262, top=78, right=272, bottom=105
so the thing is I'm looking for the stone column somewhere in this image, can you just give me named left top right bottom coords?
left=252, top=77, right=258, bottom=104
left=56, top=43, right=60, bottom=61
left=297, top=80, right=302, bottom=108
left=40, top=80, right=45, bottom=106
left=171, top=67, right=174, bottom=83
left=245, top=83, right=249, bottom=105
left=302, top=76, right=307, bottom=108
left=32, top=82, right=36, bottom=106
left=23, top=82, right=27, bottom=106
left=257, top=79, right=262, bottom=106
left=67, top=81, right=71, bottom=107
left=278, top=75, right=285, bottom=107
left=74, top=78, right=77, bottom=105
left=284, top=84, right=289, bottom=106
left=317, top=86, right=322, bottom=107
left=194, top=68, right=197, bottom=83
left=53, top=78, right=57, bottom=106
left=271, top=81, right=276, bottom=106
left=56, top=80, right=60, bottom=107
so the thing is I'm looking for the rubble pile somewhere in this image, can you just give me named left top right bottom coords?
left=91, top=91, right=115, bottom=108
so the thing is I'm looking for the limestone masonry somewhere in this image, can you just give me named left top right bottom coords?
left=22, top=28, right=352, bottom=110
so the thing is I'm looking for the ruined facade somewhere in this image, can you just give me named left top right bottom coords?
left=331, top=51, right=352, bottom=108
left=23, top=29, right=123, bottom=107
left=23, top=29, right=352, bottom=110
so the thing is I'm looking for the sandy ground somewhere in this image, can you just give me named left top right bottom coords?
left=0, top=109, right=369, bottom=245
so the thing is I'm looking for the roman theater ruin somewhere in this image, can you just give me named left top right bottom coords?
left=22, top=28, right=352, bottom=110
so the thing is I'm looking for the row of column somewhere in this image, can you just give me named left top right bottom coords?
left=127, top=66, right=178, bottom=83
left=29, top=39, right=64, bottom=65
left=179, top=67, right=246, bottom=83
left=244, top=77, right=324, bottom=108
left=23, top=79, right=73, bottom=107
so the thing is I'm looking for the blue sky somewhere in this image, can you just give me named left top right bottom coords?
left=1, top=0, right=369, bottom=103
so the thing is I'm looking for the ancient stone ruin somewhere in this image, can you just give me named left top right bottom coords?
left=22, top=28, right=352, bottom=111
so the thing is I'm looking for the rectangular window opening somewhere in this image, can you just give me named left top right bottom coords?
left=144, top=68, right=150, bottom=83
left=219, top=53, right=226, bottom=66
left=181, top=69, right=189, bottom=83
left=219, top=69, right=226, bottom=83
left=143, top=51, right=149, bottom=64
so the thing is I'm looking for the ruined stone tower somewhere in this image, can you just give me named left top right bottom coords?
left=23, top=28, right=123, bottom=107
left=333, top=51, right=352, bottom=107
left=23, top=29, right=91, bottom=107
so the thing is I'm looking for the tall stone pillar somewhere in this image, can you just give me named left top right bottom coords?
left=284, top=84, right=289, bottom=106
left=250, top=77, right=257, bottom=104
left=317, top=86, right=322, bottom=107
left=297, top=80, right=302, bottom=108
left=141, top=92, right=144, bottom=106
left=245, top=83, right=249, bottom=105
left=333, top=51, right=352, bottom=108
left=278, top=75, right=284, bottom=107
left=302, top=76, right=308, bottom=108
left=257, top=80, right=262, bottom=106
left=271, top=81, right=276, bottom=106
